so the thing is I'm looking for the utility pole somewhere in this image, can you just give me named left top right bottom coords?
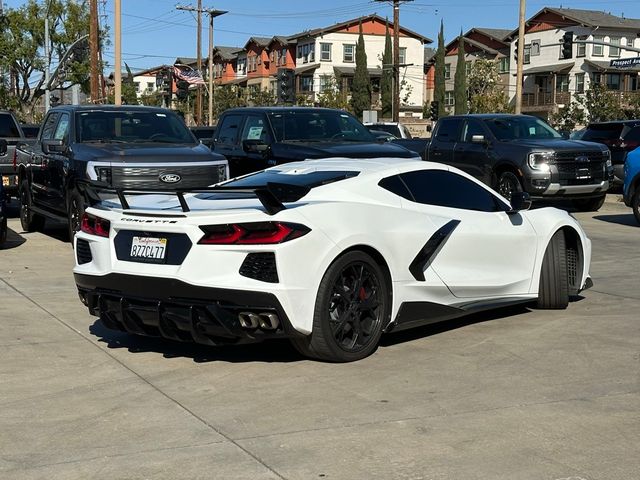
left=206, top=8, right=227, bottom=125
left=196, top=0, right=202, bottom=123
left=114, top=0, right=122, bottom=105
left=515, top=0, right=526, bottom=114
left=375, top=0, right=412, bottom=122
left=89, top=0, right=100, bottom=103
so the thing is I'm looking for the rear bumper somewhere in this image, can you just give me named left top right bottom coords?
left=75, top=273, right=303, bottom=345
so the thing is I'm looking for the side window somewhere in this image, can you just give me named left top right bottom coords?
left=624, top=126, right=640, bottom=142
left=40, top=113, right=60, bottom=141
left=216, top=114, right=243, bottom=145
left=53, top=113, right=70, bottom=143
left=379, top=175, right=413, bottom=200
left=240, top=115, right=270, bottom=143
left=399, top=169, right=505, bottom=212
left=461, top=120, right=486, bottom=143
left=434, top=118, right=463, bottom=143
left=0, top=114, right=20, bottom=137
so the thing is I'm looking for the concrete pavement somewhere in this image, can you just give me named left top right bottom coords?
left=1, top=197, right=638, bottom=480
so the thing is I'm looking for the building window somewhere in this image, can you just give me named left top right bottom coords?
left=281, top=48, right=287, bottom=65
left=320, top=43, right=332, bottom=61
left=523, top=45, right=531, bottom=64
left=576, top=40, right=586, bottom=57
left=444, top=91, right=454, bottom=107
left=575, top=73, right=585, bottom=93
left=343, top=44, right=355, bottom=63
left=134, top=82, right=140, bottom=93
left=591, top=72, right=602, bottom=85
left=606, top=73, right=621, bottom=90
left=626, top=37, right=634, bottom=48
left=531, top=40, right=541, bottom=56
left=444, top=64, right=451, bottom=80
left=300, top=75, right=313, bottom=92
left=593, top=35, right=604, bottom=56
left=498, top=57, right=509, bottom=73
left=399, top=47, right=407, bottom=65
left=465, top=61, right=472, bottom=76
left=319, top=75, right=332, bottom=92
left=556, top=74, right=569, bottom=93
left=609, top=37, right=621, bottom=57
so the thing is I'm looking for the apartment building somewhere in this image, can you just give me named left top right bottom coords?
left=506, top=7, right=640, bottom=118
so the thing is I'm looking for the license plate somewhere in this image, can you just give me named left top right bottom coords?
left=130, top=236, right=167, bottom=262
left=576, top=168, right=591, bottom=180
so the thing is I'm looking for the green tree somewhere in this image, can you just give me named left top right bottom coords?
left=107, top=64, right=138, bottom=105
left=467, top=59, right=511, bottom=113
left=316, top=74, right=350, bottom=110
left=248, top=87, right=275, bottom=107
left=0, top=0, right=90, bottom=119
left=380, top=20, right=393, bottom=118
left=211, top=84, right=246, bottom=120
left=578, top=83, right=623, bottom=122
left=350, top=22, right=371, bottom=119
left=549, top=101, right=585, bottom=133
left=433, top=20, right=446, bottom=118
left=454, top=33, right=467, bottom=114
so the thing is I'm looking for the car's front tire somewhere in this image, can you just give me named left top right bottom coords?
left=291, top=251, right=389, bottom=362
left=537, top=231, right=569, bottom=309
left=572, top=194, right=606, bottom=212
left=19, top=179, right=45, bottom=232
left=631, top=189, right=640, bottom=225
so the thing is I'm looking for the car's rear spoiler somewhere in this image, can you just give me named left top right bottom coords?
left=77, top=181, right=310, bottom=215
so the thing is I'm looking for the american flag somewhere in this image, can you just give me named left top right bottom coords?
left=173, top=65, right=206, bottom=85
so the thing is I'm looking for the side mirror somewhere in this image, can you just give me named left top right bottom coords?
left=471, top=134, right=487, bottom=144
left=560, top=130, right=570, bottom=139
left=42, top=139, right=66, bottom=155
left=242, top=139, right=269, bottom=154
left=508, top=191, right=532, bottom=213
left=0, top=139, right=7, bottom=156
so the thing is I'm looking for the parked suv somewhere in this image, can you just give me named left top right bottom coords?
left=580, top=120, right=640, bottom=185
left=623, top=145, right=640, bottom=224
left=425, top=114, right=612, bottom=211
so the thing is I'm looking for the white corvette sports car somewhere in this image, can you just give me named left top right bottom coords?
left=74, top=158, right=592, bottom=362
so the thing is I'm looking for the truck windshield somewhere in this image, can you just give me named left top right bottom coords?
left=484, top=117, right=562, bottom=141
left=268, top=111, right=376, bottom=142
left=76, top=110, right=196, bottom=144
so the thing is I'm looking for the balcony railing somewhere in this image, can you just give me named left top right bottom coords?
left=522, top=92, right=570, bottom=107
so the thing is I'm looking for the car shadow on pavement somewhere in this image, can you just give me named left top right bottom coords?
left=381, top=304, right=532, bottom=347
left=89, top=319, right=303, bottom=363
left=593, top=214, right=638, bottom=227
left=1, top=227, right=27, bottom=250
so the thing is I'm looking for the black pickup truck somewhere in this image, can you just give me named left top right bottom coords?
left=426, top=114, right=613, bottom=211
left=1, top=110, right=28, bottom=198
left=211, top=107, right=420, bottom=178
left=16, top=105, right=229, bottom=239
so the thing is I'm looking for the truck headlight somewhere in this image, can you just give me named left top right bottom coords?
left=95, top=167, right=112, bottom=184
left=527, top=152, right=554, bottom=172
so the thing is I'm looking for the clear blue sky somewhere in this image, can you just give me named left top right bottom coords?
left=4, top=0, right=640, bottom=72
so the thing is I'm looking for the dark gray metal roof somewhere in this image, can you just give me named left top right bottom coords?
left=213, top=46, right=242, bottom=61
left=548, top=8, right=640, bottom=29
left=473, top=28, right=511, bottom=42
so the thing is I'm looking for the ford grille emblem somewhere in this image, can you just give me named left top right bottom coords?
left=575, top=155, right=589, bottom=163
left=159, top=173, right=181, bottom=184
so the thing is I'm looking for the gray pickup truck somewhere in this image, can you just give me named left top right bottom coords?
left=1, top=110, right=27, bottom=198
left=16, top=105, right=229, bottom=239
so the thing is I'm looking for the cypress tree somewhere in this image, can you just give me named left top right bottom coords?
left=381, top=20, right=393, bottom=119
left=434, top=20, right=446, bottom=118
left=454, top=31, right=468, bottom=114
left=350, top=21, right=371, bottom=119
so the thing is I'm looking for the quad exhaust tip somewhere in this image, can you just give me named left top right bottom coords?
left=238, top=312, right=280, bottom=330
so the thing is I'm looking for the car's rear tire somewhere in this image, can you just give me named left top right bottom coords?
left=572, top=194, right=606, bottom=212
left=537, top=230, right=569, bottom=309
left=631, top=189, right=640, bottom=225
left=0, top=215, right=7, bottom=247
left=19, top=179, right=45, bottom=232
left=497, top=171, right=523, bottom=202
left=67, top=188, right=85, bottom=243
left=291, top=251, right=389, bottom=362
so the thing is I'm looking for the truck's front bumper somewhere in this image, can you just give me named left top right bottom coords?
left=75, top=273, right=303, bottom=346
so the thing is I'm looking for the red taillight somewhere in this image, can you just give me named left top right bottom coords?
left=198, top=222, right=309, bottom=245
left=80, top=213, right=110, bottom=238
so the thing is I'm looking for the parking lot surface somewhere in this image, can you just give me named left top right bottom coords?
left=1, top=197, right=639, bottom=480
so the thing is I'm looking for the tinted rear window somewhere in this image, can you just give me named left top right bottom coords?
left=0, top=114, right=20, bottom=137
left=582, top=124, right=624, bottom=142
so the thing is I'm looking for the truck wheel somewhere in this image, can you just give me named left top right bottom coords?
left=19, top=180, right=45, bottom=232
left=497, top=171, right=522, bottom=202
left=537, top=231, right=569, bottom=310
left=572, top=194, right=606, bottom=212
left=67, top=188, right=85, bottom=242
left=0, top=215, right=6, bottom=247
left=632, top=189, right=640, bottom=225
left=291, top=251, right=389, bottom=362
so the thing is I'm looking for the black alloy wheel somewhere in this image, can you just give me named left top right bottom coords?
left=497, top=171, right=523, bottom=202
left=19, top=179, right=45, bottom=232
left=291, top=251, right=389, bottom=362
left=67, top=189, right=85, bottom=242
